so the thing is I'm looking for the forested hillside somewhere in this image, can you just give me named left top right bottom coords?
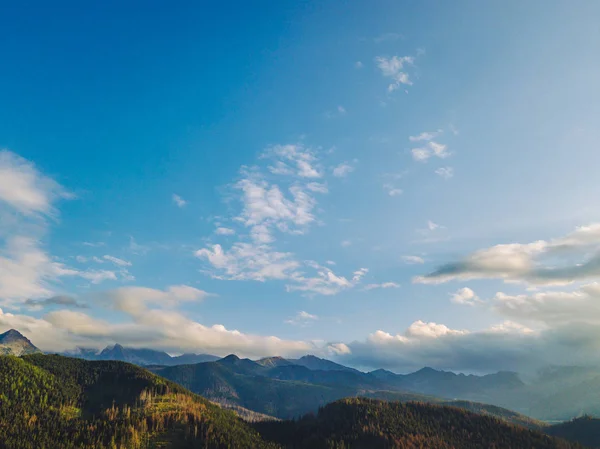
left=0, top=354, right=588, bottom=449
left=548, top=416, right=600, bottom=448
left=0, top=354, right=274, bottom=448
left=255, top=398, right=581, bottom=449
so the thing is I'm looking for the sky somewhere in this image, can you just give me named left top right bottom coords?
left=1, top=0, right=600, bottom=374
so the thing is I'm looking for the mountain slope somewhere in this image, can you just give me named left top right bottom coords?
left=256, top=398, right=578, bottom=449
left=0, top=354, right=275, bottom=448
left=151, top=360, right=359, bottom=419
left=0, top=329, right=41, bottom=356
left=547, top=416, right=600, bottom=448
left=289, top=355, right=360, bottom=373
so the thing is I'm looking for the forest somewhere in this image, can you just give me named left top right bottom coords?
left=0, top=354, right=588, bottom=449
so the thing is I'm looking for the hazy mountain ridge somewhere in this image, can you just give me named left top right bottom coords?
left=5, top=330, right=600, bottom=423
left=62, top=342, right=219, bottom=366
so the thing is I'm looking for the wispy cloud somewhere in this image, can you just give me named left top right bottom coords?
left=0, top=150, right=72, bottom=217
left=383, top=184, right=403, bottom=196
left=285, top=310, right=318, bottom=326
left=332, top=160, right=356, bottom=178
left=364, top=282, right=400, bottom=290
left=375, top=55, right=415, bottom=92
left=402, top=255, right=425, bottom=264
left=103, top=255, right=132, bottom=267
left=172, top=194, right=187, bottom=208
left=435, top=167, right=454, bottom=179
left=215, top=227, right=236, bottom=236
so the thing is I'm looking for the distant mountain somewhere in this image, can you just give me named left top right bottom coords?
left=0, top=329, right=41, bottom=356
left=152, top=357, right=540, bottom=425
left=151, top=360, right=359, bottom=419
left=254, top=398, right=575, bottom=449
left=378, top=366, right=525, bottom=401
left=171, top=352, right=219, bottom=364
left=65, top=343, right=218, bottom=366
left=256, top=356, right=295, bottom=368
left=289, top=355, right=361, bottom=373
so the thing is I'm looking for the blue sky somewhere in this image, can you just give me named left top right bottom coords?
left=1, top=0, right=600, bottom=373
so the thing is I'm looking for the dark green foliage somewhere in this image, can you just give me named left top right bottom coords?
left=256, top=398, right=581, bottom=449
left=547, top=416, right=600, bottom=448
left=0, top=354, right=275, bottom=448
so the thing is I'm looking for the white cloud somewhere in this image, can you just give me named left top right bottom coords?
left=236, top=176, right=316, bottom=243
left=285, top=310, right=318, bottom=326
left=172, top=194, right=187, bottom=208
left=263, top=144, right=322, bottom=179
left=383, top=184, right=403, bottom=196
left=333, top=319, right=545, bottom=372
left=197, top=143, right=373, bottom=297
left=328, top=342, right=351, bottom=355
left=83, top=241, right=105, bottom=248
left=411, top=141, right=450, bottom=162
left=354, top=61, right=363, bottom=69
left=364, top=282, right=400, bottom=290
left=196, top=243, right=300, bottom=282
left=427, top=220, right=441, bottom=231
left=306, top=182, right=328, bottom=194
left=402, top=255, right=425, bottom=264
left=215, top=227, right=236, bottom=236
left=0, top=150, right=71, bottom=217
left=435, top=167, right=454, bottom=179
left=332, top=161, right=356, bottom=178
left=79, top=270, right=118, bottom=284
left=103, top=255, right=132, bottom=267
left=341, top=240, right=352, bottom=247
left=493, top=283, right=600, bottom=325
left=0, top=301, right=313, bottom=358
left=415, top=224, right=600, bottom=286
left=375, top=55, right=415, bottom=92
left=409, top=131, right=440, bottom=142
left=107, top=285, right=210, bottom=316
left=352, top=268, right=369, bottom=282
left=450, top=287, right=482, bottom=306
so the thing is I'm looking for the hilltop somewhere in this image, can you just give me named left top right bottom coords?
left=255, top=398, right=579, bottom=449
left=0, top=354, right=275, bottom=448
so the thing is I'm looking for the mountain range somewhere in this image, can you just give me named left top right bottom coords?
left=63, top=343, right=219, bottom=366
left=0, top=353, right=586, bottom=448
left=3, top=328, right=600, bottom=423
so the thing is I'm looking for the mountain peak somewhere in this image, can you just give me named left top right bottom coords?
left=221, top=354, right=240, bottom=362
left=0, top=329, right=41, bottom=356
left=299, top=354, right=321, bottom=360
left=0, top=329, right=26, bottom=342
